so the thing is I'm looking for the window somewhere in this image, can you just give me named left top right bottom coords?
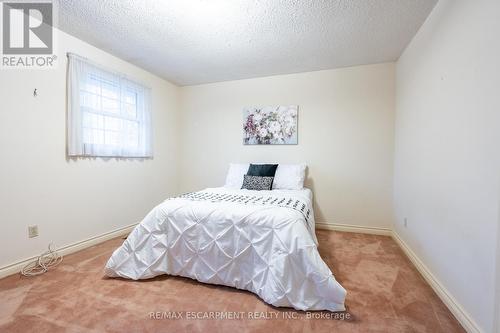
left=67, top=53, right=152, bottom=157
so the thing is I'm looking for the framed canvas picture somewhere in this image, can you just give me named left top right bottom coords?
left=243, top=105, right=298, bottom=145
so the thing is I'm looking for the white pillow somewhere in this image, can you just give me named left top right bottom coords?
left=273, top=164, right=307, bottom=190
left=224, top=163, right=249, bottom=188
left=224, top=163, right=306, bottom=190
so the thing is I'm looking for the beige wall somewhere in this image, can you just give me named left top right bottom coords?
left=394, top=0, right=500, bottom=331
left=0, top=29, right=180, bottom=268
left=179, top=63, right=395, bottom=229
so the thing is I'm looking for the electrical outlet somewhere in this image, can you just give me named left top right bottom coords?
left=28, top=225, right=39, bottom=238
left=403, top=218, right=408, bottom=228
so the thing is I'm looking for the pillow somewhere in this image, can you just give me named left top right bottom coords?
left=273, top=164, right=307, bottom=190
left=247, top=164, right=279, bottom=177
left=241, top=175, right=274, bottom=191
left=247, top=164, right=278, bottom=187
left=224, top=163, right=250, bottom=188
left=225, top=163, right=307, bottom=190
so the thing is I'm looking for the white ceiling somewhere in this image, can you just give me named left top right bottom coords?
left=56, top=0, right=437, bottom=86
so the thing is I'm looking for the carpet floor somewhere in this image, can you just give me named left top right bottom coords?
left=0, top=230, right=464, bottom=333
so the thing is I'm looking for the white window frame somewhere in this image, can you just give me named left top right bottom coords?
left=67, top=53, right=153, bottom=158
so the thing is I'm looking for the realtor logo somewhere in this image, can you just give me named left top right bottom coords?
left=1, top=1, right=57, bottom=68
left=3, top=1, right=53, bottom=54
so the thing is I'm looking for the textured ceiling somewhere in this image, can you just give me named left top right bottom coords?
left=56, top=0, right=437, bottom=86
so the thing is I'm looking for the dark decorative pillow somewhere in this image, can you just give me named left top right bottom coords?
left=247, top=164, right=279, bottom=177
left=247, top=164, right=278, bottom=188
left=241, top=175, right=274, bottom=191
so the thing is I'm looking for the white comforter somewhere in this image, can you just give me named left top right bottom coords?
left=105, top=187, right=346, bottom=311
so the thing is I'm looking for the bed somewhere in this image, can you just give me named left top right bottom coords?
left=105, top=165, right=346, bottom=312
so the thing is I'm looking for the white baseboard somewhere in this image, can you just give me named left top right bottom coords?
left=316, top=223, right=479, bottom=332
left=392, top=231, right=481, bottom=333
left=0, top=223, right=138, bottom=279
left=316, top=222, right=392, bottom=236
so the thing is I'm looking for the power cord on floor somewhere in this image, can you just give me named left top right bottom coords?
left=20, top=244, right=63, bottom=277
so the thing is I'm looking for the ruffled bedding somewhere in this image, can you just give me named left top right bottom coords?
left=105, top=187, right=346, bottom=311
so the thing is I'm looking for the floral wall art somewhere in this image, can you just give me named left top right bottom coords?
left=243, top=105, right=298, bottom=145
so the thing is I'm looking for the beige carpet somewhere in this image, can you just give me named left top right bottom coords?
left=0, top=230, right=464, bottom=332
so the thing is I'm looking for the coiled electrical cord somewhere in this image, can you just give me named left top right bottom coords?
left=21, top=244, right=63, bottom=277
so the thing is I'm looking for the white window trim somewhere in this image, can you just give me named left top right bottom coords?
left=67, top=53, right=153, bottom=158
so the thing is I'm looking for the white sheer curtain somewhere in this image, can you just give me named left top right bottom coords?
left=67, top=53, right=153, bottom=157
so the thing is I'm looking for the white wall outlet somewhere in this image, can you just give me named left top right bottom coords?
left=403, top=218, right=408, bottom=228
left=28, top=225, right=39, bottom=238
